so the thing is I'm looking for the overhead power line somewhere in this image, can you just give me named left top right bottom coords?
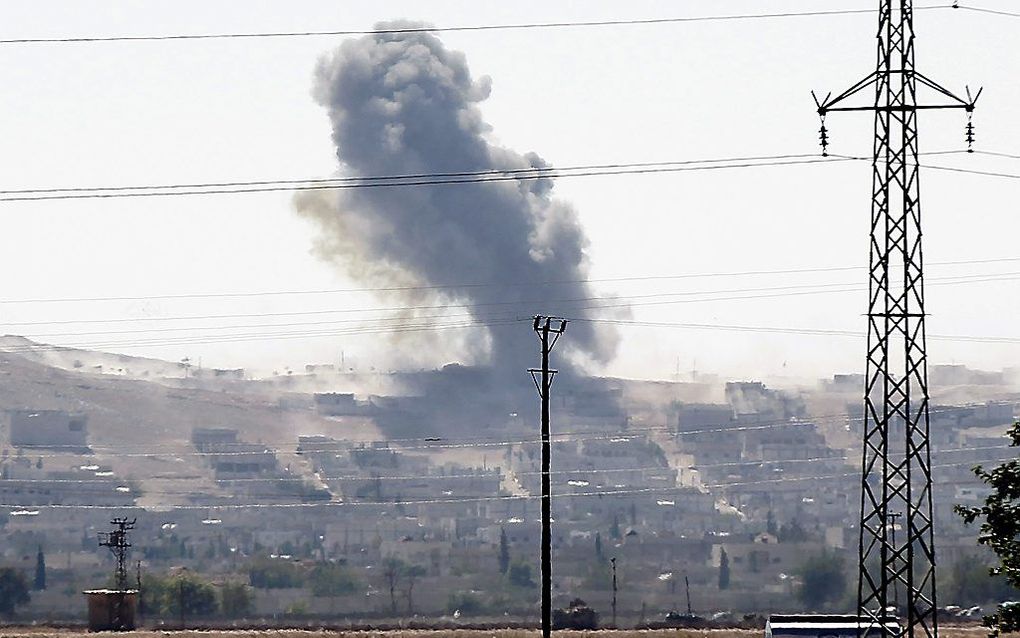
left=0, top=253, right=1014, bottom=307
left=0, top=153, right=823, bottom=196
left=0, top=155, right=862, bottom=202
left=955, top=4, right=1020, bottom=18
left=23, top=407, right=886, bottom=452
left=11, top=146, right=1011, bottom=204
left=0, top=6, right=956, bottom=46
left=15, top=403, right=1004, bottom=458
left=924, top=163, right=1020, bottom=180
left=572, top=316, right=1020, bottom=345
left=5, top=269, right=1020, bottom=353
left=11, top=443, right=1007, bottom=485
left=2, top=271, right=1020, bottom=353
left=10, top=270, right=1020, bottom=340
left=0, top=455, right=1003, bottom=511
left=6, top=148, right=1019, bottom=204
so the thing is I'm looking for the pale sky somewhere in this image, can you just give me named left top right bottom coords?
left=0, top=0, right=1017, bottom=382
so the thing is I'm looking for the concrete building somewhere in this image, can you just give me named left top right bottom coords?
left=314, top=393, right=374, bottom=416
left=191, top=427, right=239, bottom=451
left=83, top=590, right=137, bottom=631
left=5, top=410, right=88, bottom=450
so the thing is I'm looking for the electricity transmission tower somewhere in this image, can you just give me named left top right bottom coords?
left=529, top=315, right=567, bottom=638
left=813, top=3, right=980, bottom=638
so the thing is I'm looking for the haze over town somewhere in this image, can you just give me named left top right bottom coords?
left=1, top=0, right=1019, bottom=631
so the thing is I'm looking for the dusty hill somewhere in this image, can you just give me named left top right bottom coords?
left=0, top=341, right=383, bottom=506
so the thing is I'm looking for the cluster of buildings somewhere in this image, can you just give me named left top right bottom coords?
left=0, top=366, right=1015, bottom=622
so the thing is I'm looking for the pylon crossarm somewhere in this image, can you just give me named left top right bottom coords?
left=814, top=72, right=879, bottom=113
left=912, top=72, right=980, bottom=108
left=823, top=103, right=971, bottom=113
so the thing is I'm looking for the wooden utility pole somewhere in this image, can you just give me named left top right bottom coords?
left=529, top=316, right=566, bottom=638
left=611, top=557, right=618, bottom=628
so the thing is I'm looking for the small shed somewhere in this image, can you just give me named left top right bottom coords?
left=83, top=589, right=138, bottom=631
left=767, top=614, right=900, bottom=638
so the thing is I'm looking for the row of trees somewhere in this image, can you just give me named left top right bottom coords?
left=0, top=567, right=30, bottom=618
left=141, top=565, right=354, bottom=618
left=140, top=573, right=248, bottom=618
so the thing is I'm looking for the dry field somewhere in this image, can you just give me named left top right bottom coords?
left=0, top=628, right=994, bottom=638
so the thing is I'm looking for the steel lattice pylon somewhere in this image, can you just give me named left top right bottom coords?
left=813, top=2, right=980, bottom=638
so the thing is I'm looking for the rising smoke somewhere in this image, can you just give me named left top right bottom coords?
left=296, top=22, right=621, bottom=429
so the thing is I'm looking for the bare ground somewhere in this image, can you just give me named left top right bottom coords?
left=0, top=627, right=994, bottom=638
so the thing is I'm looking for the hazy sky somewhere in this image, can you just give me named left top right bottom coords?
left=0, top=0, right=1017, bottom=381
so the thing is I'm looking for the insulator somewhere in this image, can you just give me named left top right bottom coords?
left=819, top=123, right=829, bottom=157
left=965, top=116, right=975, bottom=152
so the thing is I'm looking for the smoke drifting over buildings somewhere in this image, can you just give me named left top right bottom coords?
left=296, top=22, right=620, bottom=428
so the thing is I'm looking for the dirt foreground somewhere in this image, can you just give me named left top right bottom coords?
left=0, top=628, right=995, bottom=638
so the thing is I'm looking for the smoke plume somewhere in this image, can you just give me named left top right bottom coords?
left=296, top=22, right=620, bottom=424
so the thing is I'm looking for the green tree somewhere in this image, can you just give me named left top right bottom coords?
left=940, top=556, right=1016, bottom=606
left=382, top=557, right=405, bottom=615
left=219, top=581, right=253, bottom=617
left=139, top=573, right=168, bottom=616
left=509, top=561, right=536, bottom=588
left=0, top=568, right=30, bottom=618
left=248, top=556, right=305, bottom=589
left=310, top=562, right=358, bottom=613
left=34, top=546, right=45, bottom=591
left=163, top=574, right=218, bottom=618
left=718, top=548, right=731, bottom=590
left=796, top=550, right=847, bottom=609
left=404, top=564, right=427, bottom=614
left=956, top=421, right=1020, bottom=636
left=498, top=527, right=510, bottom=575
left=447, top=591, right=484, bottom=615
left=779, top=518, right=810, bottom=543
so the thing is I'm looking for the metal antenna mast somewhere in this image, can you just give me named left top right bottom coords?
left=99, top=517, right=136, bottom=590
left=98, top=517, right=136, bottom=630
left=813, top=3, right=980, bottom=638
left=529, top=315, right=567, bottom=638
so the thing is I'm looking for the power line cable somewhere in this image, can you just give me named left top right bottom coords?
left=572, top=316, right=1020, bottom=345
left=0, top=6, right=955, bottom=46
left=0, top=154, right=821, bottom=196
left=10, top=148, right=1008, bottom=204
left=0, top=253, right=1014, bottom=307
left=3, top=270, right=1020, bottom=353
left=0, top=156, right=863, bottom=203
left=955, top=4, right=1020, bottom=18
left=13, top=403, right=1001, bottom=458
left=924, top=163, right=1020, bottom=180
left=0, top=454, right=1005, bottom=511
left=20, top=407, right=875, bottom=452
left=11, top=443, right=1008, bottom=485
left=6, top=268, right=1018, bottom=334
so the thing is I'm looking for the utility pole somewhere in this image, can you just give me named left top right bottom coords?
left=136, top=560, right=143, bottom=626
left=529, top=315, right=567, bottom=638
left=684, top=573, right=692, bottom=617
left=611, top=557, right=618, bottom=628
left=813, top=3, right=980, bottom=638
left=98, top=517, right=136, bottom=631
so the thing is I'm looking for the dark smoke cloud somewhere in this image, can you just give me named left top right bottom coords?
left=296, top=22, right=620, bottom=414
